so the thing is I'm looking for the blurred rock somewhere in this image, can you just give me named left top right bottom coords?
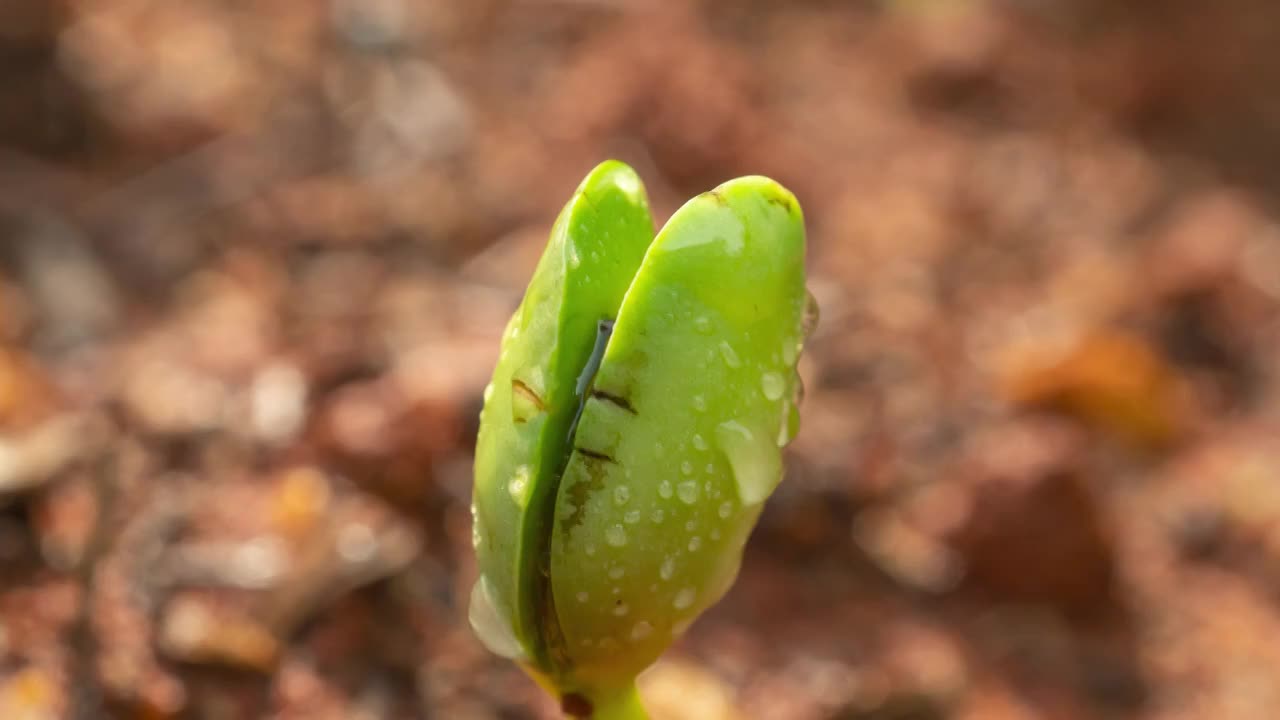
left=0, top=413, right=106, bottom=503
left=854, top=503, right=965, bottom=595
left=0, top=211, right=119, bottom=349
left=639, top=659, right=742, bottom=720
left=58, top=0, right=262, bottom=139
left=1004, top=331, right=1189, bottom=450
left=948, top=419, right=1117, bottom=616
left=29, top=473, right=97, bottom=571
left=311, top=376, right=462, bottom=511
left=0, top=347, right=63, bottom=432
left=0, top=666, right=62, bottom=720
left=160, top=592, right=281, bottom=671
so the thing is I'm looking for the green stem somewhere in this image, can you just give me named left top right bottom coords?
left=578, top=682, right=649, bottom=720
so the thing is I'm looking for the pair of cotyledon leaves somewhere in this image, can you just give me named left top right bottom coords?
left=471, top=160, right=811, bottom=715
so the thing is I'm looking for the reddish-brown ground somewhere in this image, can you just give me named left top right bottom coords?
left=2, top=1, right=1280, bottom=718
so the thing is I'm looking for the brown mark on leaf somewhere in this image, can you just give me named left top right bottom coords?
left=766, top=193, right=796, bottom=213
left=590, top=388, right=637, bottom=415
left=560, top=450, right=613, bottom=538
left=511, top=378, right=546, bottom=424
left=575, top=447, right=616, bottom=463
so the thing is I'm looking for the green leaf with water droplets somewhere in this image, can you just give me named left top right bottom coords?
left=472, top=160, right=655, bottom=673
left=471, top=162, right=812, bottom=718
left=550, top=177, right=807, bottom=689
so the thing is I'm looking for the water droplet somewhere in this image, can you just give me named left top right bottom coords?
left=658, top=480, right=673, bottom=499
left=606, top=524, right=628, bottom=547
left=718, top=501, right=732, bottom=519
left=781, top=339, right=798, bottom=367
left=674, top=587, right=696, bottom=610
left=471, top=523, right=482, bottom=549
left=777, top=384, right=802, bottom=448
left=614, top=486, right=630, bottom=506
left=694, top=316, right=713, bottom=334
left=802, top=289, right=820, bottom=339
left=624, top=509, right=641, bottom=524
left=577, top=591, right=589, bottom=603
left=761, top=371, right=785, bottom=401
left=685, top=520, right=697, bottom=532
left=660, top=557, right=676, bottom=580
left=507, top=466, right=531, bottom=506
left=609, top=566, right=625, bottom=580
left=567, top=242, right=582, bottom=269
left=692, top=395, right=706, bottom=412
left=692, top=434, right=707, bottom=451
left=716, top=419, right=782, bottom=505
left=482, top=382, right=494, bottom=403
left=718, top=340, right=741, bottom=368
left=468, top=576, right=522, bottom=659
left=651, top=508, right=665, bottom=523
left=585, top=543, right=597, bottom=557
left=689, top=536, right=702, bottom=552
left=630, top=621, right=653, bottom=641
left=613, top=603, right=630, bottom=617
left=677, top=480, right=699, bottom=505
left=681, top=461, right=694, bottom=476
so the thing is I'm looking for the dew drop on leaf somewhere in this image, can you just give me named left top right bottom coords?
left=468, top=576, right=522, bottom=660
left=677, top=480, right=699, bottom=505
left=716, top=419, right=782, bottom=505
left=718, top=340, right=742, bottom=368
left=507, top=466, right=531, bottom=507
left=761, top=371, right=785, bottom=401
left=630, top=621, right=653, bottom=641
left=606, top=524, right=628, bottom=547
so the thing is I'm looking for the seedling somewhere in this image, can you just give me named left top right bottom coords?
left=470, top=160, right=813, bottom=718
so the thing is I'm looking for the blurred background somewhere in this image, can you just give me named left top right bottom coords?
left=2, top=0, right=1280, bottom=718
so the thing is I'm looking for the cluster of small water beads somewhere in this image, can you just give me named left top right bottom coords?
left=469, top=289, right=818, bottom=663
left=575, top=293, right=815, bottom=651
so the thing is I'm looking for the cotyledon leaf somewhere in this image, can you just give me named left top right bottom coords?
left=548, top=176, right=807, bottom=692
left=471, top=161, right=655, bottom=672
left=471, top=162, right=812, bottom=718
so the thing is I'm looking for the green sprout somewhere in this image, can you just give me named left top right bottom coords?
left=470, top=160, right=813, bottom=718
